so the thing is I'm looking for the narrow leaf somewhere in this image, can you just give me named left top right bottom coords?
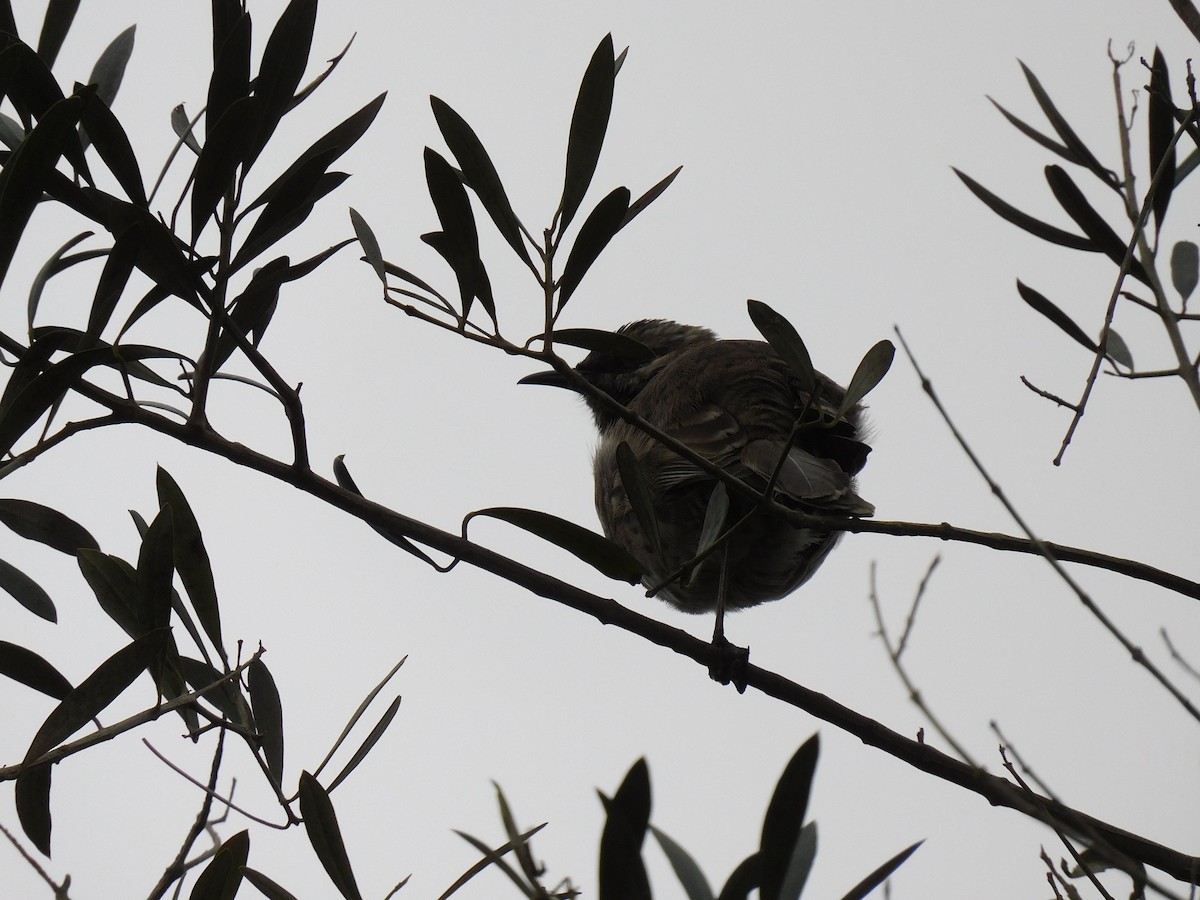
left=546, top=327, right=654, bottom=362
left=557, top=186, right=630, bottom=308
left=85, top=225, right=139, bottom=341
left=759, top=735, right=819, bottom=900
left=1104, top=328, right=1134, bottom=370
left=247, top=0, right=317, bottom=168
left=651, top=825, right=714, bottom=900
left=1020, top=61, right=1115, bottom=186
left=15, top=763, right=52, bottom=856
left=424, top=146, right=484, bottom=316
left=190, top=830, right=249, bottom=900
left=1044, top=164, right=1151, bottom=285
left=206, top=10, right=250, bottom=133
left=332, top=455, right=440, bottom=568
left=156, top=467, right=222, bottom=655
left=299, top=771, right=364, bottom=900
left=837, top=339, right=894, bottom=417
left=349, top=207, right=386, bottom=284
left=560, top=34, right=616, bottom=232
left=77, top=549, right=137, bottom=635
left=1016, top=280, right=1097, bottom=354
left=191, top=95, right=261, bottom=241
left=35, top=0, right=80, bottom=69
left=179, top=657, right=251, bottom=726
left=987, top=96, right=1077, bottom=163
left=747, top=299, right=815, bottom=394
left=431, top=95, right=531, bottom=267
left=85, top=25, right=135, bottom=109
left=77, top=88, right=145, bottom=204
left=326, top=695, right=402, bottom=794
left=0, top=499, right=98, bottom=555
left=0, top=641, right=72, bottom=699
left=465, top=506, right=643, bottom=583
left=777, top=822, right=817, bottom=900
left=838, top=840, right=923, bottom=900
left=598, top=758, right=651, bottom=900
left=623, top=165, right=682, bottom=228
left=1171, top=241, right=1198, bottom=300
left=1149, top=47, right=1176, bottom=231
left=0, top=557, right=56, bottom=621
left=249, top=658, right=285, bottom=785
left=170, top=103, right=202, bottom=154
left=952, top=168, right=1096, bottom=252
left=241, top=868, right=301, bottom=900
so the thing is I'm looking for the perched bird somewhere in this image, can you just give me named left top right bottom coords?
left=522, top=319, right=873, bottom=652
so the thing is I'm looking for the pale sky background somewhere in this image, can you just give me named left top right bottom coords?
left=4, top=1, right=1200, bottom=898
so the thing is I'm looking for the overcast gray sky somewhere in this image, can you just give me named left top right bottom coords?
left=5, top=1, right=1200, bottom=897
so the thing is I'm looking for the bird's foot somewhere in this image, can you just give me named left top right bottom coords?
left=708, top=634, right=749, bottom=693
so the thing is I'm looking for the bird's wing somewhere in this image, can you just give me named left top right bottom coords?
left=742, top=439, right=875, bottom=516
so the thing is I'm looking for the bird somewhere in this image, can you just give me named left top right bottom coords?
left=521, top=318, right=873, bottom=677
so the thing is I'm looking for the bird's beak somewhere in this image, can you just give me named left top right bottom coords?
left=517, top=369, right=574, bottom=390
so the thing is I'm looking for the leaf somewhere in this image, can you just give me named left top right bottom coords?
left=464, top=507, right=643, bottom=583
left=35, top=0, right=80, bottom=69
left=986, top=96, right=1077, bottom=163
left=717, top=853, right=762, bottom=900
left=241, top=868, right=301, bottom=900
left=77, top=549, right=137, bottom=636
left=190, top=830, right=249, bottom=900
left=431, top=96, right=531, bottom=267
left=747, top=299, right=815, bottom=394
left=557, top=186, right=630, bottom=309
left=1171, top=241, right=1198, bottom=300
left=206, top=10, right=250, bottom=133
left=249, top=658, right=285, bottom=786
left=684, top=483, right=727, bottom=588
left=838, top=840, right=923, bottom=900
left=952, top=169, right=1096, bottom=252
left=1020, top=61, right=1115, bottom=187
left=838, top=340, right=894, bottom=417
left=623, top=165, right=682, bottom=228
left=133, top=505, right=174, bottom=694
left=231, top=170, right=347, bottom=272
left=179, top=657, right=251, bottom=726
left=598, top=758, right=651, bottom=900
left=560, top=34, right=616, bottom=232
left=85, top=24, right=135, bottom=109
left=1016, top=280, right=1097, bottom=354
left=332, top=455, right=441, bottom=568
left=615, top=441, right=663, bottom=564
left=0, top=95, right=84, bottom=287
left=424, top=147, right=485, bottom=317
left=170, top=103, right=202, bottom=154
left=546, top=327, right=655, bottom=362
left=759, top=735, right=819, bottom=900
left=349, top=207, right=386, bottom=284
left=76, top=87, right=143, bottom=207
left=246, top=0, right=317, bottom=168
left=326, top=694, right=402, bottom=794
left=0, top=557, right=56, bottom=621
left=650, top=825, right=714, bottom=900
left=156, top=468, right=223, bottom=656
left=1148, top=47, right=1176, bottom=231
left=15, top=762, right=51, bottom=857
left=1044, top=165, right=1151, bottom=286
left=299, top=771, right=364, bottom=900
left=0, top=641, right=72, bottom=699
left=1104, top=328, right=1134, bottom=370
left=0, top=110, right=25, bottom=148
left=777, top=822, right=817, bottom=900
left=191, top=95, right=261, bottom=241
left=85, top=225, right=140, bottom=341
left=0, top=501, right=95, bottom=563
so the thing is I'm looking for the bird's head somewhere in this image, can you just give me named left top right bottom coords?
left=520, top=319, right=716, bottom=430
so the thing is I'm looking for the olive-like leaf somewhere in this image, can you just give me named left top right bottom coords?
left=1148, top=47, right=1176, bottom=231
left=0, top=640, right=72, bottom=699
left=560, top=34, right=616, bottom=232
left=0, top=95, right=84, bottom=286
left=78, top=87, right=145, bottom=205
left=27, top=232, right=98, bottom=332
left=299, top=771, right=365, bottom=900
left=332, top=455, right=441, bottom=568
left=231, top=169, right=347, bottom=272
left=35, top=0, right=79, bottom=69
left=1016, top=280, right=1097, bottom=354
left=156, top=467, right=223, bottom=656
left=557, top=186, right=630, bottom=309
left=759, top=735, right=819, bottom=900
left=838, top=840, right=923, bottom=900
left=0, top=110, right=25, bottom=148
left=190, top=829, right=249, bottom=900
left=133, top=505, right=173, bottom=643
left=0, top=498, right=98, bottom=555
left=249, top=658, right=285, bottom=786
left=191, top=95, right=261, bottom=241
left=431, top=95, right=531, bottom=267
left=598, top=757, right=652, bottom=900
left=747, top=299, right=815, bottom=395
left=615, top=441, right=663, bottom=565
left=178, top=656, right=251, bottom=726
left=246, top=0, right=317, bottom=168
left=424, top=146, right=484, bottom=315
left=464, top=506, right=643, bottom=584
left=77, top=549, right=137, bottom=636
left=718, top=853, right=762, bottom=900
left=623, top=165, right=682, bottom=228
left=241, top=868, right=301, bottom=900
left=1020, top=61, right=1116, bottom=187
left=15, top=763, right=52, bottom=857
left=987, top=96, right=1077, bottom=163
left=0, top=557, right=56, bottom=621
left=85, top=224, right=139, bottom=341
left=349, top=207, right=386, bottom=284
left=952, top=168, right=1096, bottom=252
left=85, top=25, right=135, bottom=110
left=206, top=10, right=250, bottom=133
left=650, top=825, right=714, bottom=900
left=1171, top=241, right=1199, bottom=300
left=1044, top=165, right=1151, bottom=286
left=837, top=339, right=894, bottom=417
left=777, top=822, right=817, bottom=900
left=547, top=326, right=655, bottom=362
left=326, top=694, right=401, bottom=794
left=170, top=103, right=202, bottom=154
left=1104, top=328, right=1134, bottom=370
